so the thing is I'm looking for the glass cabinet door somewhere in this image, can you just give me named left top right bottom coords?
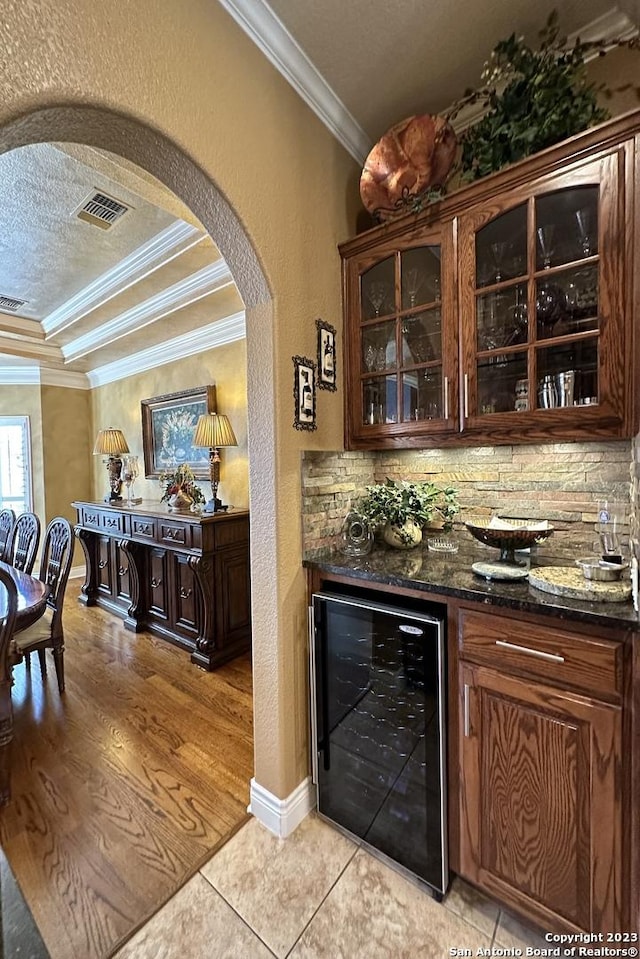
left=358, top=234, right=453, bottom=435
left=459, top=152, right=622, bottom=431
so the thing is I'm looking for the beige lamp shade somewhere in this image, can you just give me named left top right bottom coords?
left=93, top=428, right=130, bottom=456
left=193, top=413, right=237, bottom=449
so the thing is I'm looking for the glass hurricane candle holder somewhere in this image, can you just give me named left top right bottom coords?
left=122, top=455, right=141, bottom=506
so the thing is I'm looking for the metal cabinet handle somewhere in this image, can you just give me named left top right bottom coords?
left=179, top=587, right=192, bottom=599
left=150, top=577, right=162, bottom=588
left=464, top=373, right=469, bottom=419
left=495, top=639, right=565, bottom=663
left=463, top=683, right=471, bottom=737
left=98, top=560, right=108, bottom=569
left=444, top=376, right=449, bottom=420
left=118, top=566, right=128, bottom=576
left=309, top=605, right=319, bottom=785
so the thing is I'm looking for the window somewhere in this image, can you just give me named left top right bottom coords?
left=0, top=416, right=32, bottom=513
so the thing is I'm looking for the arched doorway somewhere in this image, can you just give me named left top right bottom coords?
left=0, top=105, right=281, bottom=812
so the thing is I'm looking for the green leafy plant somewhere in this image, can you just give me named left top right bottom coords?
left=446, top=10, right=640, bottom=182
left=159, top=463, right=205, bottom=506
left=358, top=478, right=459, bottom=533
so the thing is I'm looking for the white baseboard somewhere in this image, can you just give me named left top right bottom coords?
left=248, top=776, right=316, bottom=838
left=69, top=565, right=86, bottom=580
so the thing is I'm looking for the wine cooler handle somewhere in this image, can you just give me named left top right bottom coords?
left=308, top=604, right=319, bottom=785
left=444, top=376, right=449, bottom=421
left=464, top=373, right=469, bottom=420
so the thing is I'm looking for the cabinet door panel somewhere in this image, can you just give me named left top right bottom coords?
left=97, top=537, right=112, bottom=597
left=460, top=663, right=621, bottom=932
left=115, top=542, right=132, bottom=602
left=147, top=548, right=170, bottom=621
left=173, top=555, right=200, bottom=638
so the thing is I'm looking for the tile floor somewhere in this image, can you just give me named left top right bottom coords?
left=113, top=814, right=550, bottom=959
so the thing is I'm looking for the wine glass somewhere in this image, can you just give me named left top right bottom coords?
left=366, top=281, right=388, bottom=317
left=490, top=241, right=509, bottom=283
left=122, top=455, right=140, bottom=506
left=575, top=209, right=595, bottom=257
left=537, top=225, right=555, bottom=269
left=402, top=268, right=424, bottom=308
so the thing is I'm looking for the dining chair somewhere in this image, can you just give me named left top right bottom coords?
left=0, top=509, right=15, bottom=563
left=10, top=517, right=75, bottom=694
left=7, top=512, right=41, bottom=574
left=0, top=566, right=18, bottom=805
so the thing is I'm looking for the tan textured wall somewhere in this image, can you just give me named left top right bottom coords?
left=302, top=442, right=632, bottom=559
left=0, top=386, right=45, bottom=521
left=90, top=342, right=249, bottom=510
left=0, top=0, right=359, bottom=801
left=41, top=385, right=92, bottom=525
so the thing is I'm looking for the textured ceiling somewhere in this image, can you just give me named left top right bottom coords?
left=0, top=142, right=240, bottom=384
left=266, top=0, right=637, bottom=141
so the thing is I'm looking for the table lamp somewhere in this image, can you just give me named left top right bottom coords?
left=93, top=428, right=130, bottom=502
left=192, top=413, right=237, bottom=512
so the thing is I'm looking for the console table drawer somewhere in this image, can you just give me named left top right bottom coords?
left=80, top=507, right=102, bottom=529
left=157, top=520, right=191, bottom=549
left=100, top=512, right=127, bottom=534
left=130, top=515, right=156, bottom=540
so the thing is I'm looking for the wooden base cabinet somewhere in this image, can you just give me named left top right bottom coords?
left=458, top=608, right=624, bottom=933
left=74, top=501, right=251, bottom=670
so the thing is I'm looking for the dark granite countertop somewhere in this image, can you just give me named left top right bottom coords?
left=304, top=536, right=640, bottom=633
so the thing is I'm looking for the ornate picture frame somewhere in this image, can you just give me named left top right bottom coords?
left=292, top=356, right=317, bottom=431
left=141, top=384, right=216, bottom=478
left=316, top=318, right=337, bottom=391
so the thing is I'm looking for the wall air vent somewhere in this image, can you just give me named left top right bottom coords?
left=76, top=191, right=130, bottom=230
left=0, top=295, right=26, bottom=312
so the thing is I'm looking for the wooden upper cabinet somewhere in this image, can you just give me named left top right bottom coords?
left=340, top=114, right=637, bottom=450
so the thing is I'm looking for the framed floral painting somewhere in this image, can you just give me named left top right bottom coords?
left=141, top=385, right=216, bottom=478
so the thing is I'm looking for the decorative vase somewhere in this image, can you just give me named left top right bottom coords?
left=167, top=488, right=194, bottom=513
left=382, top=519, right=423, bottom=550
left=359, top=114, right=458, bottom=223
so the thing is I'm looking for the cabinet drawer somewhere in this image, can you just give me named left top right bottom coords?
left=213, top=519, right=247, bottom=549
left=157, top=520, right=191, bottom=549
left=130, top=515, right=156, bottom=540
left=100, top=511, right=126, bottom=534
left=458, top=608, right=623, bottom=700
left=80, top=507, right=102, bottom=530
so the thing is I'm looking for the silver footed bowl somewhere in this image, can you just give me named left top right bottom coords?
left=464, top=518, right=554, bottom=565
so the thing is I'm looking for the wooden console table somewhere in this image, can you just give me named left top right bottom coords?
left=73, top=500, right=251, bottom=670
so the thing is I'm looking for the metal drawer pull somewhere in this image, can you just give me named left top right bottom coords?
left=179, top=587, right=192, bottom=599
left=150, top=577, right=162, bottom=588
left=98, top=560, right=108, bottom=569
left=463, top=683, right=470, bottom=737
left=495, top=639, right=565, bottom=663
left=118, top=566, right=128, bottom=576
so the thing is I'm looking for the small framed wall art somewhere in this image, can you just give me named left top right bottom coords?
left=293, top=355, right=317, bottom=431
left=316, top=319, right=337, bottom=391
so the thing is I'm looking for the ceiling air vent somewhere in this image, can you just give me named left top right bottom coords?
left=76, top=191, right=130, bottom=230
left=0, top=295, right=26, bottom=312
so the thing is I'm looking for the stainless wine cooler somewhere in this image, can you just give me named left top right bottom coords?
left=310, top=591, right=448, bottom=896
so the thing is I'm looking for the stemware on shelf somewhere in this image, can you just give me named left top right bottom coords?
left=537, top=225, right=555, bottom=269
left=490, top=241, right=509, bottom=283
left=575, top=208, right=594, bottom=257
left=403, top=268, right=425, bottom=308
left=366, top=281, right=388, bottom=317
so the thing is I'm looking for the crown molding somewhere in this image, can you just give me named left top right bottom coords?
left=42, top=220, right=202, bottom=337
left=0, top=364, right=89, bottom=388
left=62, top=259, right=234, bottom=363
left=87, top=311, right=246, bottom=388
left=217, top=0, right=370, bottom=163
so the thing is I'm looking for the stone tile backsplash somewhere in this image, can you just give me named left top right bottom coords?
left=301, top=441, right=632, bottom=559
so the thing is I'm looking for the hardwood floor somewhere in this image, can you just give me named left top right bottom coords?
left=0, top=579, right=254, bottom=959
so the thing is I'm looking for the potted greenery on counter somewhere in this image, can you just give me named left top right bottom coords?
left=358, top=478, right=460, bottom=549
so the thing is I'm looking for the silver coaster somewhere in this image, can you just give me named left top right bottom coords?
left=472, top=561, right=529, bottom=582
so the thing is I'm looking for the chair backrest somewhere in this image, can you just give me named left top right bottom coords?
left=0, top=566, right=18, bottom=683
left=0, top=510, right=15, bottom=562
left=39, top=517, right=75, bottom=633
left=9, top=512, right=41, bottom=574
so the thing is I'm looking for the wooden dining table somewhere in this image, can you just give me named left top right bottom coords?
left=0, top=560, right=49, bottom=631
